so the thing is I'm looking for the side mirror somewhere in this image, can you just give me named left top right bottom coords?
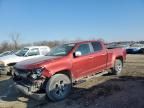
left=74, top=51, right=82, bottom=57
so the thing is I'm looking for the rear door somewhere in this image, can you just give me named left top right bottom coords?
left=72, top=43, right=94, bottom=78
left=91, top=42, right=107, bottom=72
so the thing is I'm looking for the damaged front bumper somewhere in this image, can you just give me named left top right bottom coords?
left=14, top=82, right=46, bottom=100
left=13, top=76, right=47, bottom=101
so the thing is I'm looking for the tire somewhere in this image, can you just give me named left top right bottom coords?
left=112, top=59, right=123, bottom=75
left=46, top=74, right=72, bottom=101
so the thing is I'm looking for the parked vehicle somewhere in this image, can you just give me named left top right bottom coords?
left=13, top=41, right=126, bottom=101
left=126, top=44, right=144, bottom=54
left=0, top=51, right=16, bottom=57
left=117, top=44, right=130, bottom=50
left=139, top=48, right=144, bottom=54
left=0, top=46, right=50, bottom=75
left=107, top=43, right=130, bottom=50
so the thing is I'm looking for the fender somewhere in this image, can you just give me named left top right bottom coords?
left=42, top=58, right=73, bottom=78
left=112, top=54, right=124, bottom=67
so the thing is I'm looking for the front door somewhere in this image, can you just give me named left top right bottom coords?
left=72, top=43, right=94, bottom=78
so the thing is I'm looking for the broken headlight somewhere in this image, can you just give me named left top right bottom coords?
left=31, top=67, right=45, bottom=79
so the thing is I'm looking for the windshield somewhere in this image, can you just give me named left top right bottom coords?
left=47, top=44, right=75, bottom=56
left=15, top=48, right=29, bottom=56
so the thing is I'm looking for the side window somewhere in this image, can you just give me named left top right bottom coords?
left=40, top=48, right=49, bottom=55
left=27, top=48, right=40, bottom=56
left=76, top=44, right=91, bottom=55
left=91, top=42, right=103, bottom=52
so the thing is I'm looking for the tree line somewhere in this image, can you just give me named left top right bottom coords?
left=0, top=33, right=144, bottom=53
left=0, top=33, right=82, bottom=53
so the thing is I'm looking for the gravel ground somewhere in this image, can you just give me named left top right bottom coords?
left=0, top=54, right=144, bottom=108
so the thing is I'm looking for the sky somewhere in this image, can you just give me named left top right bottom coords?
left=0, top=0, right=144, bottom=43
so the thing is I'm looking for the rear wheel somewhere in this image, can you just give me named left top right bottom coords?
left=46, top=74, right=72, bottom=101
left=112, top=59, right=123, bottom=75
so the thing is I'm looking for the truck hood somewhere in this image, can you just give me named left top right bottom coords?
left=15, top=56, right=62, bottom=69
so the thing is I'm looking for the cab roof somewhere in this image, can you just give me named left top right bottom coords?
left=24, top=46, right=49, bottom=49
left=68, top=40, right=103, bottom=45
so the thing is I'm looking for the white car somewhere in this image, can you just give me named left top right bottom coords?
left=0, top=46, right=50, bottom=75
left=0, top=51, right=15, bottom=57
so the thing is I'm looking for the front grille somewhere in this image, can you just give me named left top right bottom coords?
left=0, top=65, right=4, bottom=67
left=0, top=65, right=5, bottom=69
left=0, top=66, right=4, bottom=70
left=13, top=68, right=45, bottom=93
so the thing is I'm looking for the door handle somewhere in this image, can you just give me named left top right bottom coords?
left=88, top=56, right=94, bottom=59
left=101, top=53, right=106, bottom=55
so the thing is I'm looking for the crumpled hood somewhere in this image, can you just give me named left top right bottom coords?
left=15, top=56, right=62, bottom=69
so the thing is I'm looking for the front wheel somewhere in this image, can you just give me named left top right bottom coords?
left=112, top=59, right=123, bottom=75
left=46, top=74, right=72, bottom=101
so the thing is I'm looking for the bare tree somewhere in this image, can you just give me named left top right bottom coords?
left=0, top=41, right=10, bottom=53
left=33, top=40, right=63, bottom=48
left=10, top=33, right=20, bottom=50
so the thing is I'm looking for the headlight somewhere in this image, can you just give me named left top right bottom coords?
left=31, top=74, right=37, bottom=79
left=34, top=67, right=44, bottom=75
left=31, top=67, right=45, bottom=79
left=0, top=61, right=5, bottom=67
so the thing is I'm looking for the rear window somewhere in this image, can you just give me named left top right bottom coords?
left=27, top=48, right=40, bottom=56
left=91, top=42, right=103, bottom=52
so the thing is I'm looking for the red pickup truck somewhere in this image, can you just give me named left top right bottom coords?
left=13, top=40, right=126, bottom=101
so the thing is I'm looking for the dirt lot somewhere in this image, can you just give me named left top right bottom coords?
left=0, top=54, right=144, bottom=108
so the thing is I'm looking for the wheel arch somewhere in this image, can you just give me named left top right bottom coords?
left=54, top=69, right=72, bottom=81
left=43, top=69, right=73, bottom=91
left=115, top=56, right=123, bottom=66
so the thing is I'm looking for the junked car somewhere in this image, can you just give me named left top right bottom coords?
left=0, top=50, right=16, bottom=57
left=0, top=46, right=50, bottom=75
left=126, top=43, right=144, bottom=54
left=13, top=40, right=126, bottom=101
